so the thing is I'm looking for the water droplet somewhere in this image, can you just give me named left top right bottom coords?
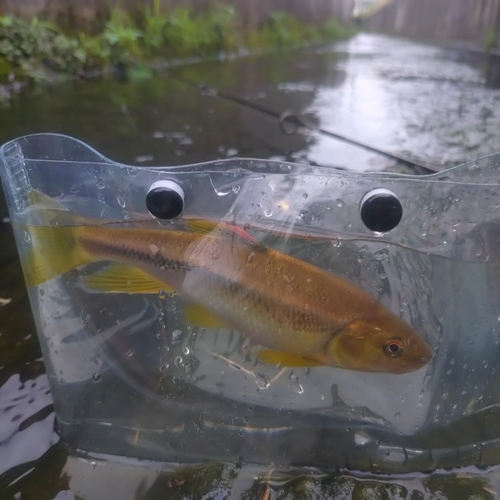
left=93, top=358, right=99, bottom=365
left=182, top=346, right=190, bottom=355
left=174, top=356, right=183, bottom=367
left=23, top=230, right=31, bottom=243
left=232, top=185, right=240, bottom=194
left=172, top=329, right=183, bottom=344
left=80, top=310, right=88, bottom=325
left=294, top=384, right=304, bottom=394
left=395, top=412, right=401, bottom=419
left=379, top=272, right=387, bottom=280
left=128, top=168, right=138, bottom=177
left=158, top=289, right=166, bottom=300
left=117, top=196, right=126, bottom=208
left=256, top=376, right=270, bottom=389
left=96, top=178, right=105, bottom=189
left=39, top=288, right=44, bottom=296
left=289, top=374, right=298, bottom=383
left=263, top=206, right=273, bottom=218
left=335, top=199, right=345, bottom=208
left=92, top=373, right=101, bottom=383
left=302, top=192, right=308, bottom=199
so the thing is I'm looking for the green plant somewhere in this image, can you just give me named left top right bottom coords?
left=162, top=8, right=206, bottom=56
left=259, top=12, right=306, bottom=48
left=0, top=15, right=88, bottom=80
left=0, top=9, right=356, bottom=84
left=203, top=4, right=241, bottom=52
left=486, top=26, right=497, bottom=51
left=142, top=0, right=168, bottom=53
left=321, top=18, right=356, bottom=41
left=102, top=8, right=143, bottom=63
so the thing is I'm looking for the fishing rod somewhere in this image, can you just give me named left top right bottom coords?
left=168, top=74, right=440, bottom=175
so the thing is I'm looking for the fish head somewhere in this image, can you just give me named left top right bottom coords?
left=328, top=312, right=433, bottom=374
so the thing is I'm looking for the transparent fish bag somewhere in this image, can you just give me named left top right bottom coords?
left=2, top=133, right=500, bottom=473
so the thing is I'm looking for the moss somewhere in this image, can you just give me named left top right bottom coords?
left=0, top=5, right=357, bottom=84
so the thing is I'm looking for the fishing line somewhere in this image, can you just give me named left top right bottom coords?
left=168, top=74, right=440, bottom=175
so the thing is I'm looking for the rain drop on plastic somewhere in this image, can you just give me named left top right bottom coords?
left=172, top=329, right=183, bottom=344
left=117, top=196, right=126, bottom=208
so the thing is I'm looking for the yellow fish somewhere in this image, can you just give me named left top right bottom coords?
left=18, top=197, right=432, bottom=374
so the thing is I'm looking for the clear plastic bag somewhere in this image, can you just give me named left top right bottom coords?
left=2, top=133, right=500, bottom=473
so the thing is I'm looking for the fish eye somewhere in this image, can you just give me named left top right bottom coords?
left=383, top=339, right=404, bottom=357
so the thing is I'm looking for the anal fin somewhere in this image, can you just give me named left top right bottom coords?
left=184, top=303, right=232, bottom=329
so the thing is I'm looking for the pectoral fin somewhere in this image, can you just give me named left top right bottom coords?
left=183, top=303, right=232, bottom=329
left=257, top=349, right=324, bottom=367
left=83, top=264, right=171, bottom=294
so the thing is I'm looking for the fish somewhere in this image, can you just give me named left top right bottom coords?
left=18, top=193, right=433, bottom=374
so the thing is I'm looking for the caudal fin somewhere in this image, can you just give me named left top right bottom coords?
left=16, top=223, right=91, bottom=287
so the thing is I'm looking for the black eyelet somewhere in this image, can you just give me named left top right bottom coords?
left=146, top=181, right=185, bottom=220
left=360, top=188, right=402, bottom=233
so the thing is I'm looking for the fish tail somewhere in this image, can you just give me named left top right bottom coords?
left=16, top=223, right=91, bottom=287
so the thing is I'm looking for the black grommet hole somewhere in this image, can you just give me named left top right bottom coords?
left=360, top=189, right=402, bottom=233
left=146, top=186, right=184, bottom=220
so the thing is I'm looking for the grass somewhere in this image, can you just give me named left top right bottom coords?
left=0, top=4, right=356, bottom=83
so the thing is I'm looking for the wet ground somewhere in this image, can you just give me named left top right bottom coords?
left=2, top=33, right=500, bottom=498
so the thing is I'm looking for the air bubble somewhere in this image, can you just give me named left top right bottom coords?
left=117, top=196, right=126, bottom=208
left=302, top=193, right=308, bottom=199
left=335, top=199, right=345, bottom=208
left=92, top=373, right=102, bottom=383
left=174, top=356, right=183, bottom=367
left=395, top=412, right=401, bottom=419
left=182, top=346, right=190, bottom=355
left=23, top=231, right=31, bottom=243
left=158, top=289, right=166, bottom=300
left=96, top=178, right=105, bottom=189
left=294, top=384, right=304, bottom=394
left=289, top=374, right=298, bottom=383
left=39, top=288, right=44, bottom=296
left=172, top=329, right=183, bottom=343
